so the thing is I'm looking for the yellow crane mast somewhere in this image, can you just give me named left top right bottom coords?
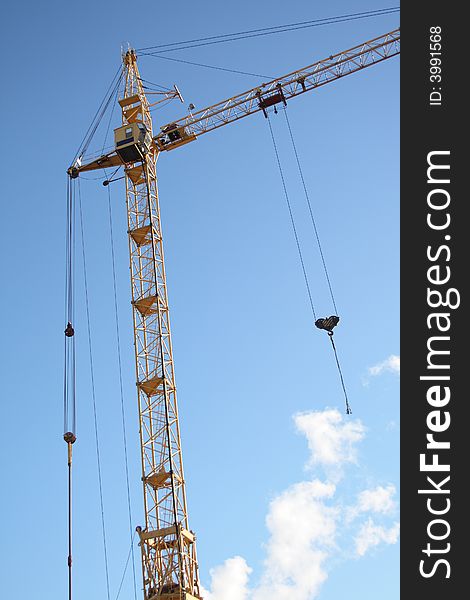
left=67, top=28, right=399, bottom=600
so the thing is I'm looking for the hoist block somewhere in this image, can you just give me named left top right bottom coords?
left=315, top=315, right=340, bottom=333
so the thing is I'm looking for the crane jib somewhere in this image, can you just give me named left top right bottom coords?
left=68, top=29, right=399, bottom=169
left=154, top=27, right=399, bottom=152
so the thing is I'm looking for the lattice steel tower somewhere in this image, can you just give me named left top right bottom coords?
left=121, top=51, right=201, bottom=600
left=71, top=49, right=202, bottom=600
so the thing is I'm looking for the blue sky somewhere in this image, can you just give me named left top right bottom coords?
left=0, top=2, right=399, bottom=599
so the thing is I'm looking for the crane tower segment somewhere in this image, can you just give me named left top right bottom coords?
left=120, top=49, right=201, bottom=600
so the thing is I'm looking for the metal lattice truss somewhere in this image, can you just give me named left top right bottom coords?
left=155, top=28, right=400, bottom=150
left=122, top=53, right=201, bottom=600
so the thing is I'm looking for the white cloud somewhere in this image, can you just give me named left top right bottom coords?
left=368, top=355, right=400, bottom=377
left=349, top=485, right=397, bottom=520
left=294, top=409, right=365, bottom=470
left=202, top=557, right=252, bottom=600
left=203, top=409, right=398, bottom=600
left=354, top=519, right=400, bottom=557
left=345, top=485, right=397, bottom=524
left=252, top=480, right=337, bottom=600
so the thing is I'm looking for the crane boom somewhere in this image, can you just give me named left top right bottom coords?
left=122, top=53, right=202, bottom=600
left=155, top=28, right=400, bottom=151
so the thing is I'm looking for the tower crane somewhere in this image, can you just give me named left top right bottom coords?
left=67, top=27, right=399, bottom=600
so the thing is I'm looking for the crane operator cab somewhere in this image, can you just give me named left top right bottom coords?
left=114, top=121, right=152, bottom=163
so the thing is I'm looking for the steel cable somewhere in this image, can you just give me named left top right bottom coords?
left=78, top=181, right=111, bottom=600
left=137, top=8, right=400, bottom=54
left=283, top=109, right=339, bottom=315
left=266, top=114, right=317, bottom=320
left=266, top=114, right=351, bottom=414
left=107, top=185, right=138, bottom=600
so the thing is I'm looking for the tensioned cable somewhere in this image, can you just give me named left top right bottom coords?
left=283, top=109, right=338, bottom=315
left=330, top=333, right=352, bottom=414
left=281, top=112, right=350, bottom=412
left=78, top=181, right=111, bottom=600
left=74, top=65, right=122, bottom=162
left=65, top=178, right=74, bottom=334
left=106, top=185, right=138, bottom=600
left=80, top=173, right=109, bottom=181
left=149, top=99, right=175, bottom=114
left=266, top=114, right=351, bottom=414
left=137, top=7, right=399, bottom=53
left=115, top=531, right=137, bottom=600
left=101, top=82, right=120, bottom=155
left=140, top=11, right=398, bottom=55
left=72, top=66, right=123, bottom=166
left=64, top=176, right=76, bottom=434
left=144, top=54, right=272, bottom=79
left=64, top=176, right=77, bottom=600
left=266, top=114, right=317, bottom=320
left=66, top=437, right=73, bottom=600
left=138, top=77, right=173, bottom=92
